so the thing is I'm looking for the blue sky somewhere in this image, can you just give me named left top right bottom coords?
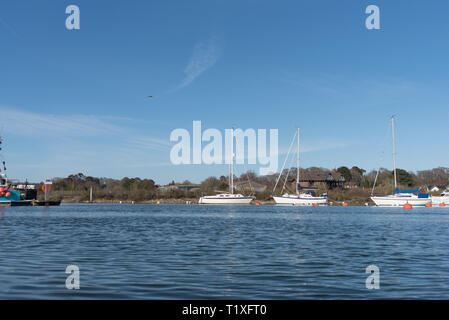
left=1, top=0, right=448, bottom=184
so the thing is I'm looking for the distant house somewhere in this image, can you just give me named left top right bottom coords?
left=287, top=171, right=345, bottom=190
left=298, top=171, right=345, bottom=189
left=177, top=184, right=201, bottom=192
left=428, top=186, right=440, bottom=192
left=428, top=185, right=447, bottom=192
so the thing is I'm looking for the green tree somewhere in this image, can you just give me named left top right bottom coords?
left=351, top=166, right=366, bottom=176
left=350, top=166, right=366, bottom=186
left=395, top=169, right=414, bottom=187
left=337, top=166, right=352, bottom=181
left=200, top=177, right=222, bottom=194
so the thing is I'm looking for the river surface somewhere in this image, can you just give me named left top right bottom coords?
left=0, top=204, right=449, bottom=299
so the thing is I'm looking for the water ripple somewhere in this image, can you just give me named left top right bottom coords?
left=0, top=204, right=449, bottom=299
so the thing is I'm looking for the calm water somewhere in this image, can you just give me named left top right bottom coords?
left=1, top=203, right=449, bottom=299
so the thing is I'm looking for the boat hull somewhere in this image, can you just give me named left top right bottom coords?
left=371, top=196, right=430, bottom=207
left=0, top=200, right=61, bottom=207
left=431, top=196, right=449, bottom=206
left=198, top=196, right=253, bottom=205
left=273, top=195, right=328, bottom=206
left=0, top=190, right=21, bottom=202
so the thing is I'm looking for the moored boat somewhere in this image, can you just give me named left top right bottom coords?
left=371, top=189, right=430, bottom=207
left=273, top=193, right=328, bottom=206
left=198, top=128, right=254, bottom=205
left=0, top=135, right=21, bottom=203
left=370, top=116, right=430, bottom=207
left=431, top=190, right=449, bottom=206
left=0, top=135, right=60, bottom=206
left=272, top=128, right=328, bottom=206
left=0, top=180, right=21, bottom=202
left=198, top=193, right=253, bottom=204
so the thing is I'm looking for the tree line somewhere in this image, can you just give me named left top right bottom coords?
left=46, top=167, right=449, bottom=202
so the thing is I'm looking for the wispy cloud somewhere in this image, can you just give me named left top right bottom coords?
left=125, top=137, right=171, bottom=152
left=0, top=107, right=122, bottom=137
left=280, top=71, right=421, bottom=99
left=169, top=36, right=221, bottom=92
left=0, top=107, right=172, bottom=175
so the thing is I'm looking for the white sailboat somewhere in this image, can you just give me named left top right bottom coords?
left=371, top=116, right=430, bottom=207
left=198, top=128, right=254, bottom=205
left=272, top=128, right=328, bottom=206
left=431, top=190, right=449, bottom=206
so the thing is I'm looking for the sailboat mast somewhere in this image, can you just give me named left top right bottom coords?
left=230, top=127, right=234, bottom=194
left=229, top=151, right=232, bottom=193
left=296, top=128, right=300, bottom=194
left=0, top=134, right=6, bottom=175
left=391, top=116, right=397, bottom=190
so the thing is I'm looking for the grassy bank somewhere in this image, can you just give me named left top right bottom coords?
left=56, top=189, right=375, bottom=206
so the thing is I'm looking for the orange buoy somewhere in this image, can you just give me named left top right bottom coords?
left=42, top=184, right=52, bottom=192
left=425, top=203, right=432, bottom=208
left=342, top=202, right=348, bottom=207
left=255, top=202, right=260, bottom=206
left=440, top=203, right=446, bottom=207
left=5, top=192, right=11, bottom=198
left=403, top=203, right=413, bottom=210
left=313, top=203, right=319, bottom=207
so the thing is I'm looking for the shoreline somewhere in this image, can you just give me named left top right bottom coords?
left=57, top=199, right=367, bottom=206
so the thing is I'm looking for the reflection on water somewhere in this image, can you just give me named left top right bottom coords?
left=0, top=204, right=449, bottom=299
